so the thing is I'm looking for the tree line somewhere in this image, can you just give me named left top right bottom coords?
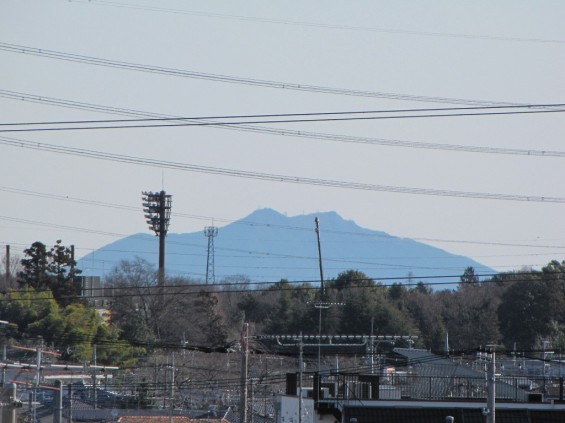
left=1, top=240, right=565, bottom=365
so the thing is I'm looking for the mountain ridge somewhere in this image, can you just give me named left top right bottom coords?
left=77, top=208, right=494, bottom=289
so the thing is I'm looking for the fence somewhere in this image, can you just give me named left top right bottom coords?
left=308, top=372, right=565, bottom=403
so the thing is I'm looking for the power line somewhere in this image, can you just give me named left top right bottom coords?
left=4, top=206, right=557, bottom=276
left=0, top=42, right=529, bottom=106
left=5, top=269, right=563, bottom=302
left=1, top=107, right=564, bottom=133
left=72, top=0, right=565, bottom=45
left=2, top=103, right=563, bottom=127
left=1, top=213, right=504, bottom=275
left=2, top=136, right=564, bottom=204
left=2, top=183, right=564, bottom=253
left=3, top=89, right=563, bottom=158
left=1, top=184, right=562, bottom=275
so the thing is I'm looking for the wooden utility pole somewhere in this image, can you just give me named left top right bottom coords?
left=314, top=218, right=324, bottom=294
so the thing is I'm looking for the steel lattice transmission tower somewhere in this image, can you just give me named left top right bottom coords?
left=204, top=226, right=218, bottom=285
left=142, top=190, right=172, bottom=287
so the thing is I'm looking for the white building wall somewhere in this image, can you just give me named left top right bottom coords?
left=276, top=396, right=315, bottom=423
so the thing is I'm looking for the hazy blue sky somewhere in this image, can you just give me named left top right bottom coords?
left=1, top=0, right=564, bottom=279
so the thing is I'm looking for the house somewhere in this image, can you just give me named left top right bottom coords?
left=275, top=349, right=565, bottom=423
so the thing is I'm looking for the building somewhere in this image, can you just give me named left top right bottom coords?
left=276, top=349, right=565, bottom=423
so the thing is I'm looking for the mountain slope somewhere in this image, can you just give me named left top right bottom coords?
left=78, top=208, right=494, bottom=289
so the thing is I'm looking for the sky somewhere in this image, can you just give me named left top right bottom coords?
left=1, top=0, right=565, bottom=280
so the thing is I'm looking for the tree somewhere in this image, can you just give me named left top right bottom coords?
left=264, top=280, right=316, bottom=334
left=405, top=289, right=445, bottom=350
left=237, top=293, right=272, bottom=326
left=497, top=266, right=564, bottom=349
left=106, top=258, right=229, bottom=347
left=18, top=242, right=51, bottom=290
left=0, top=249, right=21, bottom=292
left=0, top=290, right=129, bottom=363
left=444, top=283, right=501, bottom=350
left=105, top=258, right=161, bottom=344
left=414, top=281, right=432, bottom=295
left=0, top=289, right=60, bottom=335
left=48, top=240, right=82, bottom=306
left=191, top=289, right=228, bottom=346
left=217, top=275, right=252, bottom=338
left=388, top=283, right=408, bottom=311
left=460, top=266, right=480, bottom=286
left=17, top=240, right=81, bottom=306
left=328, top=270, right=415, bottom=336
left=330, top=270, right=372, bottom=292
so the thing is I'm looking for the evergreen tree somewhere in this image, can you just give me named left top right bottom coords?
left=17, top=240, right=81, bottom=306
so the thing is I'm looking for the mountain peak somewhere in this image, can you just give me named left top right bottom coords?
left=78, top=208, right=494, bottom=289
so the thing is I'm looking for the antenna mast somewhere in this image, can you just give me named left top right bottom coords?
left=204, top=226, right=218, bottom=285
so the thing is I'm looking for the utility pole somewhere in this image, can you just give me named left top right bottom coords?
left=142, top=190, right=173, bottom=288
left=5, top=245, right=10, bottom=288
left=298, top=333, right=303, bottom=423
left=33, top=339, right=43, bottom=423
left=240, top=323, right=249, bottom=423
left=1, top=383, right=19, bottom=423
left=271, top=334, right=305, bottom=423
left=170, top=352, right=175, bottom=423
left=67, top=383, right=73, bottom=423
left=92, top=344, right=97, bottom=409
left=314, top=218, right=324, bottom=294
left=315, top=216, right=323, bottom=374
left=2, top=344, right=6, bottom=385
left=370, top=318, right=374, bottom=374
left=54, top=380, right=63, bottom=423
left=312, top=217, right=336, bottom=373
left=204, top=226, right=218, bottom=285
left=485, top=346, right=496, bottom=423
left=308, top=302, right=345, bottom=373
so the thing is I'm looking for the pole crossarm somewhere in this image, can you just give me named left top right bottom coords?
left=307, top=301, right=346, bottom=309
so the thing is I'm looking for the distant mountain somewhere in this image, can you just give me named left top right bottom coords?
left=77, top=208, right=494, bottom=290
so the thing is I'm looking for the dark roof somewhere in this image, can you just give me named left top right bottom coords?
left=391, top=348, right=528, bottom=401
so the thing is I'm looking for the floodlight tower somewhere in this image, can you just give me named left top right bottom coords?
left=142, top=190, right=172, bottom=287
left=204, top=226, right=218, bottom=285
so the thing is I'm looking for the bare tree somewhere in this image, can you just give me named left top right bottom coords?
left=0, top=248, right=21, bottom=292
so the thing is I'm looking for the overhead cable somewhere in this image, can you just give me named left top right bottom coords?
left=1, top=107, right=564, bottom=133
left=71, top=0, right=565, bottom=45
left=2, top=89, right=563, bottom=157
left=1, top=136, right=564, bottom=204
left=0, top=42, right=527, bottom=106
